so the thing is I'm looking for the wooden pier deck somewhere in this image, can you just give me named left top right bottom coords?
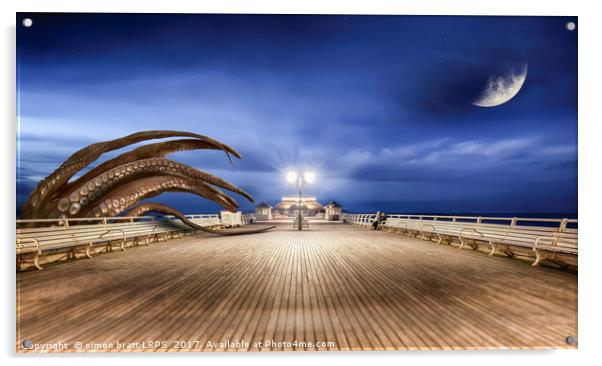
left=16, top=223, right=577, bottom=352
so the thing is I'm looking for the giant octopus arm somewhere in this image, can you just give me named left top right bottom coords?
left=20, top=130, right=274, bottom=235
left=55, top=139, right=227, bottom=198
left=21, top=130, right=240, bottom=220
left=45, top=158, right=252, bottom=219
left=75, top=176, right=240, bottom=218
left=124, top=203, right=276, bottom=236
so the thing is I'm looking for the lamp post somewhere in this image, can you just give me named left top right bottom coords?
left=286, top=170, right=315, bottom=231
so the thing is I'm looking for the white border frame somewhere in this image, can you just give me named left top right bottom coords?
left=2, top=1, right=600, bottom=365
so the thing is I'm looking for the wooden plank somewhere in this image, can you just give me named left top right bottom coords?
left=16, top=223, right=577, bottom=352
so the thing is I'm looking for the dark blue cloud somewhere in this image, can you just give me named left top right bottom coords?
left=16, top=13, right=578, bottom=216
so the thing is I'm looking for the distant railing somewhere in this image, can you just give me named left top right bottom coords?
left=341, top=213, right=578, bottom=230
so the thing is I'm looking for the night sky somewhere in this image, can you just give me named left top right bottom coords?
left=16, top=13, right=578, bottom=216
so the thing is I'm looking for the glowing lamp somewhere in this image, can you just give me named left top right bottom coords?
left=304, top=171, right=316, bottom=184
left=286, top=171, right=298, bottom=184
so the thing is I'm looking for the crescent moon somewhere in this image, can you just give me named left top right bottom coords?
left=473, top=64, right=528, bottom=107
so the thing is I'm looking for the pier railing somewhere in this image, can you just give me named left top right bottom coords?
left=342, top=213, right=578, bottom=267
left=17, top=212, right=258, bottom=229
left=17, top=213, right=221, bottom=229
left=342, top=213, right=577, bottom=229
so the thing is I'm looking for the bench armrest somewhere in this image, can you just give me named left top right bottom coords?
left=99, top=229, right=126, bottom=241
left=533, top=236, right=558, bottom=251
left=16, top=237, right=41, bottom=253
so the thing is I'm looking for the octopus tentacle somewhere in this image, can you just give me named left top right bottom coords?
left=124, top=203, right=275, bottom=236
left=21, top=130, right=241, bottom=219
left=76, top=176, right=239, bottom=218
left=61, top=130, right=241, bottom=168
left=46, top=158, right=253, bottom=219
left=57, top=139, right=223, bottom=197
left=21, top=130, right=270, bottom=236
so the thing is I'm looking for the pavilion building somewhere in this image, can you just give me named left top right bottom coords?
left=254, top=202, right=273, bottom=221
left=325, top=200, right=343, bottom=221
left=274, top=197, right=324, bottom=218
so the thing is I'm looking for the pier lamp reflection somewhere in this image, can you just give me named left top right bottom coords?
left=285, top=170, right=316, bottom=230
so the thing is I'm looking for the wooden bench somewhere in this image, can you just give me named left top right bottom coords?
left=16, top=215, right=221, bottom=270
left=380, top=215, right=578, bottom=267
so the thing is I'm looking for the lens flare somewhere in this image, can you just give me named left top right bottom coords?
left=286, top=171, right=298, bottom=183
left=304, top=171, right=316, bottom=184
